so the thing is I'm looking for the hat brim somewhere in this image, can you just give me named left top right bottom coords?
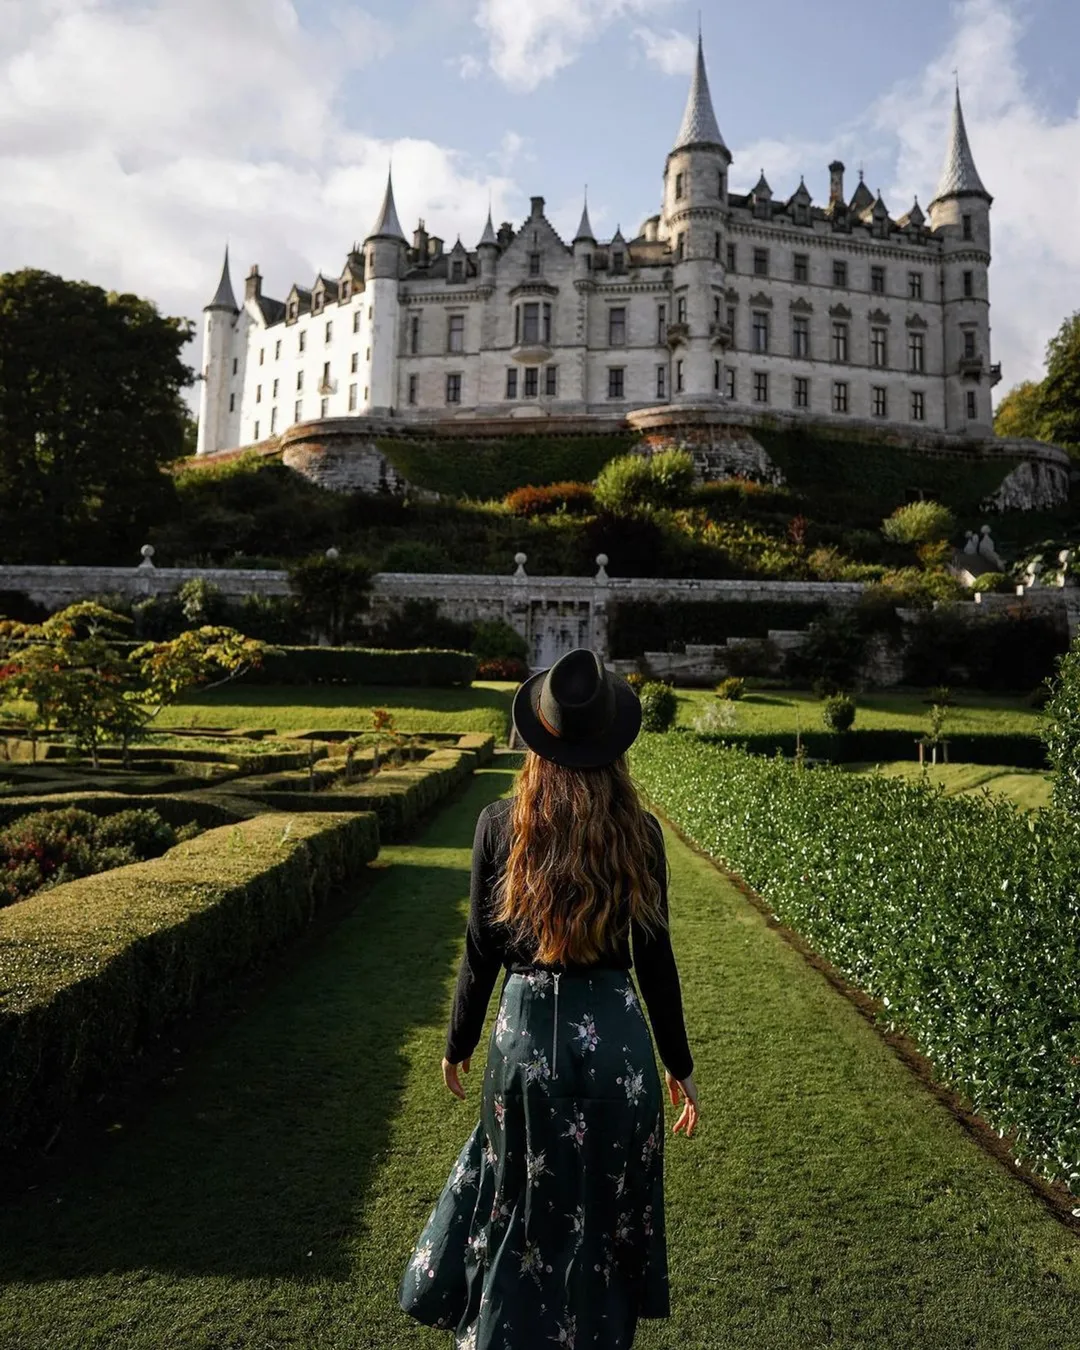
left=512, top=667, right=643, bottom=769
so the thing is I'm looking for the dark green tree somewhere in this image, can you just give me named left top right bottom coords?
left=1037, top=311, right=1080, bottom=452
left=287, top=552, right=375, bottom=644
left=0, top=268, right=194, bottom=564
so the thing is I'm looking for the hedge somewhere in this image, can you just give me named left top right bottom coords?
left=242, top=646, right=477, bottom=687
left=695, top=728, right=1048, bottom=769
left=0, top=810, right=379, bottom=1150
left=630, top=734, right=1080, bottom=1193
left=608, top=598, right=830, bottom=657
left=0, top=790, right=263, bottom=831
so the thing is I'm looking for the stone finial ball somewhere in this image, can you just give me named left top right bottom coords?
left=326, top=546, right=340, bottom=560
left=141, top=544, right=155, bottom=559
left=514, top=552, right=527, bottom=565
left=596, top=553, right=609, bottom=567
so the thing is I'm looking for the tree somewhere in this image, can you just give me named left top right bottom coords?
left=0, top=269, right=194, bottom=564
left=287, top=552, right=375, bottom=644
left=994, top=379, right=1045, bottom=440
left=1038, top=311, right=1080, bottom=451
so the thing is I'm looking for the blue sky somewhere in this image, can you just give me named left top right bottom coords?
left=0, top=0, right=1078, bottom=406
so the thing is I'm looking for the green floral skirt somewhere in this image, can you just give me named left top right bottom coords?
left=398, top=965, right=669, bottom=1349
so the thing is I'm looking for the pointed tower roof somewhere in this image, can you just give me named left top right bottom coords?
left=849, top=171, right=874, bottom=214
left=574, top=192, right=595, bottom=243
left=207, top=246, right=239, bottom=311
left=751, top=170, right=772, bottom=197
left=930, top=87, right=990, bottom=205
left=673, top=35, right=727, bottom=153
left=368, top=169, right=406, bottom=241
left=478, top=208, right=498, bottom=247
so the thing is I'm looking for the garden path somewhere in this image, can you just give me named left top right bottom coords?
left=0, top=759, right=1077, bottom=1348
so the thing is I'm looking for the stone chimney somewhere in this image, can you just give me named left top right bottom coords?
left=413, top=219, right=429, bottom=259
left=245, top=264, right=262, bottom=301
left=829, top=161, right=845, bottom=207
left=530, top=195, right=545, bottom=219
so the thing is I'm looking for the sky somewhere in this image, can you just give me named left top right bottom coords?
left=1, top=0, right=1078, bottom=410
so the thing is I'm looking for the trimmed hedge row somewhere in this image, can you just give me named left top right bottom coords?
left=630, top=733, right=1080, bottom=1193
left=0, top=790, right=261, bottom=830
left=608, top=598, right=830, bottom=657
left=0, top=810, right=379, bottom=1150
left=698, top=728, right=1048, bottom=769
left=242, top=646, right=477, bottom=687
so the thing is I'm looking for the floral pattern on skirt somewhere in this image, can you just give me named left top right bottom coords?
left=398, top=967, right=669, bottom=1349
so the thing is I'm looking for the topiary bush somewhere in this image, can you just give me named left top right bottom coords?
left=822, top=693, right=857, bottom=733
left=594, top=450, right=695, bottom=515
left=639, top=681, right=678, bottom=732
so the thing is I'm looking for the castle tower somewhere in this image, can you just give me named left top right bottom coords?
left=477, top=208, right=499, bottom=287
left=660, top=34, right=731, bottom=400
left=572, top=192, right=595, bottom=283
left=196, top=247, right=240, bottom=455
left=363, top=170, right=407, bottom=414
left=928, top=88, right=994, bottom=434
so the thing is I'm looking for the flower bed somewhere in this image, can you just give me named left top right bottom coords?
left=630, top=733, right=1080, bottom=1195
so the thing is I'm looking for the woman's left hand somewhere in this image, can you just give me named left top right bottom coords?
left=443, top=1056, right=471, bottom=1100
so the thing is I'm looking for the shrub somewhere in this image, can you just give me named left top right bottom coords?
left=504, top=482, right=596, bottom=517
left=470, top=620, right=528, bottom=663
left=972, top=571, right=1014, bottom=593
left=476, top=657, right=529, bottom=681
left=1043, top=634, right=1080, bottom=814
left=379, top=540, right=451, bottom=573
left=639, top=682, right=678, bottom=732
left=630, top=735, right=1080, bottom=1194
left=243, top=646, right=477, bottom=687
left=607, top=598, right=828, bottom=657
left=822, top=693, right=856, bottom=733
left=594, top=450, right=695, bottom=515
left=691, top=478, right=793, bottom=517
left=904, top=608, right=1068, bottom=691
left=881, top=499, right=956, bottom=546
left=365, top=597, right=474, bottom=652
left=715, top=677, right=745, bottom=701
left=625, top=671, right=646, bottom=690
left=286, top=552, right=375, bottom=644
left=785, top=609, right=865, bottom=692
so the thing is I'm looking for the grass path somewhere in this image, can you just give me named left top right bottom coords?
left=0, top=761, right=1077, bottom=1348
left=847, top=760, right=1054, bottom=810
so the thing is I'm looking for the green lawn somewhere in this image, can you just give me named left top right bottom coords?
left=0, top=759, right=1075, bottom=1348
left=848, top=760, right=1055, bottom=810
left=676, top=687, right=1044, bottom=736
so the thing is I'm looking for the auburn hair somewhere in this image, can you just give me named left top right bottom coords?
left=492, top=749, right=667, bottom=965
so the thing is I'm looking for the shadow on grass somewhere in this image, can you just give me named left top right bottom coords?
left=0, top=767, right=516, bottom=1286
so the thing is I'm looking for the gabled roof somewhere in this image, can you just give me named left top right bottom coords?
left=672, top=35, right=727, bottom=153
left=368, top=169, right=406, bottom=241
left=207, top=246, right=239, bottom=311
left=931, top=88, right=990, bottom=205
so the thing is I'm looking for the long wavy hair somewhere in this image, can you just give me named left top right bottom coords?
left=492, top=749, right=667, bottom=965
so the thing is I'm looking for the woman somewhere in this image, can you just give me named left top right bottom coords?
left=398, top=647, right=699, bottom=1349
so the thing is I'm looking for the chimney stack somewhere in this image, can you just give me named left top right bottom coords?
left=245, top=264, right=262, bottom=301
left=530, top=195, right=545, bottom=219
left=829, top=161, right=845, bottom=207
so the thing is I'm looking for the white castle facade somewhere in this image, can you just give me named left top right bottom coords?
left=196, top=39, right=1000, bottom=457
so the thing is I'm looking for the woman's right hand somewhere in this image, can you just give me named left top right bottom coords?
left=665, top=1070, right=699, bottom=1137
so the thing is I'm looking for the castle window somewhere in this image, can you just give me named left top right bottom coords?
left=353, top=312, right=361, bottom=333
left=753, top=248, right=769, bottom=277
left=288, top=301, right=298, bottom=321
left=963, top=330, right=977, bottom=360
left=232, top=358, right=238, bottom=375
left=320, top=398, right=329, bottom=418
left=831, top=322, right=849, bottom=363
left=963, top=270, right=974, bottom=298
left=657, top=304, right=667, bottom=345
left=349, top=384, right=357, bottom=411
left=872, top=386, right=887, bottom=418
left=256, top=384, right=262, bottom=403
left=657, top=365, right=667, bottom=399
left=612, top=251, right=625, bottom=272
left=676, top=359, right=684, bottom=393
left=545, top=365, right=558, bottom=396
left=408, top=374, right=418, bottom=404
left=446, top=373, right=462, bottom=403
left=675, top=172, right=684, bottom=200
left=294, top=399, right=303, bottom=422
left=710, top=359, right=719, bottom=391
left=871, top=265, right=886, bottom=294
left=713, top=295, right=722, bottom=325
left=869, top=327, right=887, bottom=368
left=752, top=311, right=769, bottom=353
left=254, top=420, right=259, bottom=439
left=351, top=353, right=359, bottom=373
left=229, top=392, right=235, bottom=412
left=410, top=314, right=420, bottom=354
left=832, top=381, right=849, bottom=413
left=792, top=316, right=810, bottom=359
left=451, top=259, right=465, bottom=282
left=794, top=201, right=809, bottom=225
left=608, top=307, right=627, bottom=346
left=794, top=376, right=809, bottom=409
left=270, top=407, right=278, bottom=433
left=342, top=280, right=350, bottom=299
left=908, top=270, right=923, bottom=299
left=299, top=331, right=307, bottom=353
left=962, top=214, right=973, bottom=240
left=528, top=252, right=542, bottom=276
left=714, top=232, right=721, bottom=261
left=718, top=171, right=725, bottom=198
left=259, top=349, right=265, bottom=365
left=273, top=378, right=279, bottom=397
left=727, top=306, right=736, bottom=345
left=724, top=367, right=736, bottom=399
left=832, top=259, right=848, bottom=288
left=448, top=314, right=465, bottom=352
left=910, top=390, right=925, bottom=421
left=297, top=371, right=304, bottom=390
left=908, top=331, right=925, bottom=372
left=967, top=390, right=977, bottom=418
left=520, top=303, right=540, bottom=343
left=753, top=371, right=769, bottom=404
left=608, top=367, right=625, bottom=399
left=676, top=232, right=685, bottom=261
left=313, top=293, right=322, bottom=314
left=322, top=361, right=331, bottom=385
left=275, top=340, right=281, bottom=359
left=543, top=303, right=552, bottom=343
left=506, top=368, right=518, bottom=398
left=325, top=321, right=333, bottom=342
left=677, top=295, right=687, bottom=325
left=524, top=367, right=539, bottom=397
left=366, top=348, right=371, bottom=361
left=726, top=242, right=736, bottom=271
left=793, top=253, right=809, bottom=283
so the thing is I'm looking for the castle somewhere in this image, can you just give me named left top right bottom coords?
left=196, top=37, right=999, bottom=458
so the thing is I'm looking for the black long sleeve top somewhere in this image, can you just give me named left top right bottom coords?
left=445, top=797, right=694, bottom=1080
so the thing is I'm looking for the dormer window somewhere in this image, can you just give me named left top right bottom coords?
left=528, top=252, right=542, bottom=276
left=451, top=259, right=464, bottom=282
left=288, top=300, right=299, bottom=321
left=675, top=172, right=684, bottom=200
left=794, top=202, right=809, bottom=225
left=612, top=251, right=625, bottom=273
left=341, top=279, right=351, bottom=300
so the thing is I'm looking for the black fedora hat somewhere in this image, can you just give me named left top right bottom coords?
left=512, top=648, right=642, bottom=769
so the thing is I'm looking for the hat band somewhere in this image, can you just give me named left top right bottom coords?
left=536, top=703, right=562, bottom=738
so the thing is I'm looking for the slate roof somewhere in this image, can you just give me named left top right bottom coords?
left=931, top=89, right=990, bottom=203
left=673, top=35, right=727, bottom=152
left=207, top=247, right=239, bottom=311
left=368, top=170, right=406, bottom=240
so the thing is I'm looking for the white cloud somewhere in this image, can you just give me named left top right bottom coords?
left=631, top=25, right=695, bottom=77
left=473, top=0, right=677, bottom=92
left=453, top=51, right=484, bottom=79
left=0, top=0, right=519, bottom=405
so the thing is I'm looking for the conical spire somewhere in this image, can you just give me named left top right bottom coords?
left=206, top=246, right=238, bottom=311
left=930, top=87, right=990, bottom=205
left=574, top=191, right=595, bottom=242
left=478, top=208, right=497, bottom=247
left=368, top=168, right=406, bottom=241
left=673, top=34, right=727, bottom=153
